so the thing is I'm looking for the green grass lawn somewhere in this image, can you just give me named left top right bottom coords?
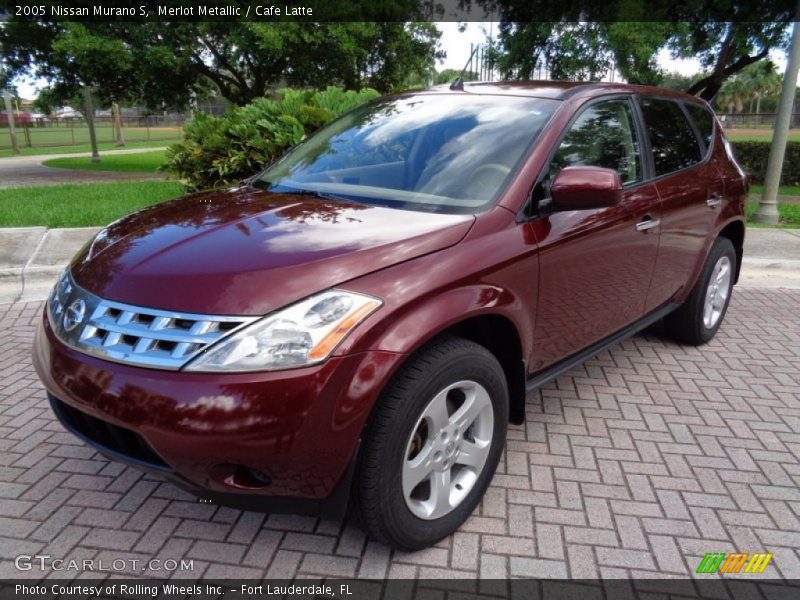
left=0, top=139, right=172, bottom=158
left=0, top=181, right=183, bottom=228
left=749, top=184, right=800, bottom=196
left=1, top=178, right=796, bottom=229
left=43, top=150, right=166, bottom=173
left=746, top=200, right=800, bottom=228
left=726, top=130, right=800, bottom=142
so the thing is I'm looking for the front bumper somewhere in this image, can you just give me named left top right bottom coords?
left=33, top=311, right=403, bottom=517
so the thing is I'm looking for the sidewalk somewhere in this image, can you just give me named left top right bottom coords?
left=739, top=228, right=800, bottom=288
left=0, top=226, right=798, bottom=304
left=0, top=147, right=168, bottom=188
left=0, top=227, right=102, bottom=303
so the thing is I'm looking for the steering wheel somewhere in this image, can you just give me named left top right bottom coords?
left=464, top=163, right=512, bottom=198
left=470, top=163, right=511, bottom=181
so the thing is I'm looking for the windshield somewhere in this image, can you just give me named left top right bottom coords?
left=255, top=94, right=559, bottom=213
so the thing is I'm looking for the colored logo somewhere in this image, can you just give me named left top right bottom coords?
left=696, top=552, right=773, bottom=574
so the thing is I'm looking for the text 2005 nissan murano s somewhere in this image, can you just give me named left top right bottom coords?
left=34, top=82, right=746, bottom=550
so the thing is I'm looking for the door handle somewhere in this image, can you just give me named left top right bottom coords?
left=707, top=195, right=723, bottom=208
left=635, top=218, right=660, bottom=232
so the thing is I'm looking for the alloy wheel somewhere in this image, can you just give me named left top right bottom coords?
left=402, top=380, right=494, bottom=520
left=703, top=255, right=732, bottom=329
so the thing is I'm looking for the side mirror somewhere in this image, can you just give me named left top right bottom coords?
left=550, top=166, right=623, bottom=210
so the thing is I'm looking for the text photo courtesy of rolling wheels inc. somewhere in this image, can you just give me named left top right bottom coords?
left=1, top=1, right=800, bottom=599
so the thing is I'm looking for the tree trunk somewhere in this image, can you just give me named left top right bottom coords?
left=2, top=90, right=20, bottom=155
left=755, top=94, right=762, bottom=127
left=686, top=24, right=769, bottom=102
left=112, top=102, right=125, bottom=147
left=83, top=87, right=100, bottom=163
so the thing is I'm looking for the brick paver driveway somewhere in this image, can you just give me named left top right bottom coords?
left=1, top=287, right=799, bottom=580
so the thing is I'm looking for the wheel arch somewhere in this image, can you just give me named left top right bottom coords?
left=431, top=314, right=527, bottom=425
left=717, top=219, right=745, bottom=283
left=679, top=217, right=746, bottom=302
left=365, top=300, right=529, bottom=426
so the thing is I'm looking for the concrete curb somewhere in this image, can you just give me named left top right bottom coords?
left=0, top=227, right=101, bottom=304
left=1, top=225, right=798, bottom=305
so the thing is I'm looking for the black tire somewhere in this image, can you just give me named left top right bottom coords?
left=353, top=336, right=508, bottom=550
left=664, top=237, right=737, bottom=346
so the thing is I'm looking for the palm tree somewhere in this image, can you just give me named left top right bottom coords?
left=718, top=76, right=748, bottom=114
left=739, top=60, right=782, bottom=125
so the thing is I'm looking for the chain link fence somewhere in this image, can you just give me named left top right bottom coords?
left=0, top=103, right=229, bottom=152
left=718, top=112, right=800, bottom=129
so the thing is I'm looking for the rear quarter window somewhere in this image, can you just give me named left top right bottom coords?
left=684, top=103, right=715, bottom=152
left=640, top=98, right=703, bottom=176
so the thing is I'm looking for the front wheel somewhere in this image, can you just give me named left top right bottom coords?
left=664, top=236, right=736, bottom=345
left=353, top=336, right=508, bottom=550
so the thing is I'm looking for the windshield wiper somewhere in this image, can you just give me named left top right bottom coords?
left=286, top=188, right=348, bottom=201
left=253, top=180, right=361, bottom=205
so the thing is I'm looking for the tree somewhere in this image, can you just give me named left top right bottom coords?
left=716, top=60, right=783, bottom=115
left=675, top=22, right=789, bottom=101
left=432, top=68, right=479, bottom=85
left=546, top=23, right=612, bottom=81
left=717, top=75, right=749, bottom=113
left=1, top=18, right=442, bottom=108
left=603, top=23, right=673, bottom=86
left=30, top=87, right=82, bottom=117
left=496, top=22, right=551, bottom=80
left=0, top=21, right=200, bottom=110
left=740, top=60, right=782, bottom=114
left=401, top=68, right=478, bottom=90
left=487, top=1, right=795, bottom=100
left=496, top=22, right=612, bottom=81
left=659, top=71, right=707, bottom=92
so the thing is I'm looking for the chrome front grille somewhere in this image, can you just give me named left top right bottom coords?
left=47, top=271, right=257, bottom=370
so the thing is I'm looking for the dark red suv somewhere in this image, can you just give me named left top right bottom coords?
left=34, top=82, right=746, bottom=550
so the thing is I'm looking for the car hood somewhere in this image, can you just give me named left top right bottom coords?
left=70, top=186, right=475, bottom=315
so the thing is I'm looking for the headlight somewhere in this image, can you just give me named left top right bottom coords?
left=183, top=290, right=382, bottom=372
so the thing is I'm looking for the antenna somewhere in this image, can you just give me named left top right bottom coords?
left=450, top=44, right=479, bottom=91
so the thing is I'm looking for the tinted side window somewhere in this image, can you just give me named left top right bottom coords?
left=684, top=103, right=715, bottom=151
left=550, top=99, right=642, bottom=185
left=641, top=98, right=702, bottom=176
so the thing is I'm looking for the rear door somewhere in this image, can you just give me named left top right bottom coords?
left=529, top=97, right=661, bottom=371
left=639, top=97, right=724, bottom=310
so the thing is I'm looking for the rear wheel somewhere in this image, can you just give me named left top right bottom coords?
left=354, top=336, right=508, bottom=550
left=664, top=237, right=736, bottom=345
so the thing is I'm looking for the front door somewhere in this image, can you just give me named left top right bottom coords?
left=528, top=97, right=660, bottom=372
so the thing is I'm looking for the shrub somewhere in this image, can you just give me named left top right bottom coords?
left=730, top=141, right=800, bottom=186
left=164, top=86, right=379, bottom=191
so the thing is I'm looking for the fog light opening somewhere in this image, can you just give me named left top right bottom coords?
left=223, top=465, right=273, bottom=490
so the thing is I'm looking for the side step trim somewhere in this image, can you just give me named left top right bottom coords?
left=525, top=302, right=679, bottom=392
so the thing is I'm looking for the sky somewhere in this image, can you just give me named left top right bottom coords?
left=13, top=21, right=793, bottom=99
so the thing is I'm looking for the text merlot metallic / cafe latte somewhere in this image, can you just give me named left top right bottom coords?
left=34, top=4, right=315, bottom=17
